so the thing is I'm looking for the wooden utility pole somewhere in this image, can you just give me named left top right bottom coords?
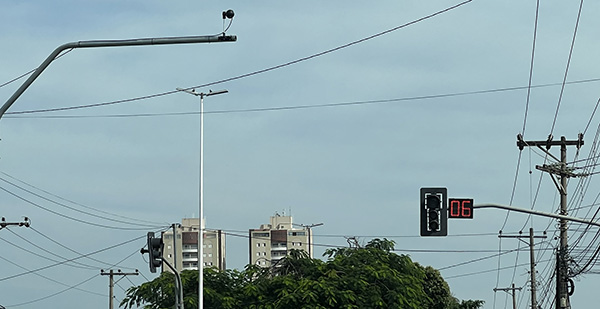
left=494, top=283, right=522, bottom=309
left=517, top=134, right=584, bottom=309
left=499, top=228, right=546, bottom=309
left=100, top=269, right=138, bottom=309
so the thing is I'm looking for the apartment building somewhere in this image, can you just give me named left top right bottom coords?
left=249, top=214, right=313, bottom=267
left=162, top=218, right=226, bottom=272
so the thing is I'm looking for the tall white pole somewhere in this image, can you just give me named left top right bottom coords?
left=176, top=88, right=227, bottom=309
left=199, top=94, right=204, bottom=309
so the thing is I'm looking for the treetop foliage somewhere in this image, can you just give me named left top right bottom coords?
left=121, top=238, right=483, bottom=309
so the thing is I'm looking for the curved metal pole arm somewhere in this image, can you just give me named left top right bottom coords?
left=474, top=203, right=600, bottom=228
left=0, top=34, right=236, bottom=120
left=162, top=258, right=184, bottom=309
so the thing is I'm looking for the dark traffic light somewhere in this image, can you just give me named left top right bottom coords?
left=420, top=187, right=447, bottom=236
left=142, top=232, right=163, bottom=273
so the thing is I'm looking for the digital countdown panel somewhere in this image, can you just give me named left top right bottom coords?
left=448, top=198, right=474, bottom=219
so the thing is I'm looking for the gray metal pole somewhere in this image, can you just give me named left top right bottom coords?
left=0, top=34, right=236, bottom=120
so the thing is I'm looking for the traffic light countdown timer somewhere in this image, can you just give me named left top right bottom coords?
left=448, top=198, right=473, bottom=219
left=420, top=187, right=448, bottom=236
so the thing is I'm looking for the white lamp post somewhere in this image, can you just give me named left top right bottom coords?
left=176, top=88, right=228, bottom=309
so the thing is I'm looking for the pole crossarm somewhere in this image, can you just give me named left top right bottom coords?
left=0, top=34, right=236, bottom=120
left=516, top=133, right=584, bottom=151
left=0, top=217, right=30, bottom=230
left=473, top=203, right=600, bottom=228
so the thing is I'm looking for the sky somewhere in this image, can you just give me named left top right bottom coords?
left=1, top=1, right=600, bottom=308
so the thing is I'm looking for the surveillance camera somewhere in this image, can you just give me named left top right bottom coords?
left=222, top=9, right=234, bottom=19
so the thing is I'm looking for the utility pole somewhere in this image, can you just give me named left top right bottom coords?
left=517, top=134, right=584, bottom=309
left=494, top=283, right=522, bottom=309
left=499, top=228, right=546, bottom=309
left=100, top=269, right=139, bottom=309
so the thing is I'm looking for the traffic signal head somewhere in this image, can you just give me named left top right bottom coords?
left=420, top=187, right=447, bottom=236
left=146, top=232, right=164, bottom=273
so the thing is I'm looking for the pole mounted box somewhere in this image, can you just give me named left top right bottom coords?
left=420, top=187, right=448, bottom=236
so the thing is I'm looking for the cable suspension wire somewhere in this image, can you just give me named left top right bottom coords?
left=0, top=49, right=73, bottom=89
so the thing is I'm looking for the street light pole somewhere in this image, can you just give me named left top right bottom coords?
left=0, top=34, right=236, bottom=121
left=176, top=88, right=228, bottom=309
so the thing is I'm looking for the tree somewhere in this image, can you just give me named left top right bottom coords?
left=121, top=239, right=483, bottom=309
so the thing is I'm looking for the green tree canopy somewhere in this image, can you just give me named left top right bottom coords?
left=121, top=238, right=483, bottom=309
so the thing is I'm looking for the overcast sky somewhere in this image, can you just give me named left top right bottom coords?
left=2, top=1, right=600, bottom=308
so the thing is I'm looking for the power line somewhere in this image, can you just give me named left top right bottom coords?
left=0, top=253, right=105, bottom=298
left=0, top=233, right=145, bottom=282
left=29, top=226, right=138, bottom=271
left=4, top=248, right=143, bottom=308
left=4, top=228, right=98, bottom=270
left=549, top=0, right=584, bottom=135
left=6, top=78, right=600, bottom=119
left=0, top=171, right=166, bottom=227
left=0, top=182, right=167, bottom=231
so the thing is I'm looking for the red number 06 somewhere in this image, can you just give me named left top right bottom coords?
left=449, top=198, right=473, bottom=218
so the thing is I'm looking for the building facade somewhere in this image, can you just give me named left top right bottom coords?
left=249, top=214, right=313, bottom=267
left=162, top=218, right=226, bottom=272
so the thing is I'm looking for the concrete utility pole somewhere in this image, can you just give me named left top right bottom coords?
left=100, top=269, right=138, bottom=309
left=494, top=283, right=522, bottom=309
left=517, top=134, right=584, bottom=309
left=499, top=228, right=546, bottom=309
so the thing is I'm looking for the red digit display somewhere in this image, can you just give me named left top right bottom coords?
left=448, top=198, right=474, bottom=219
